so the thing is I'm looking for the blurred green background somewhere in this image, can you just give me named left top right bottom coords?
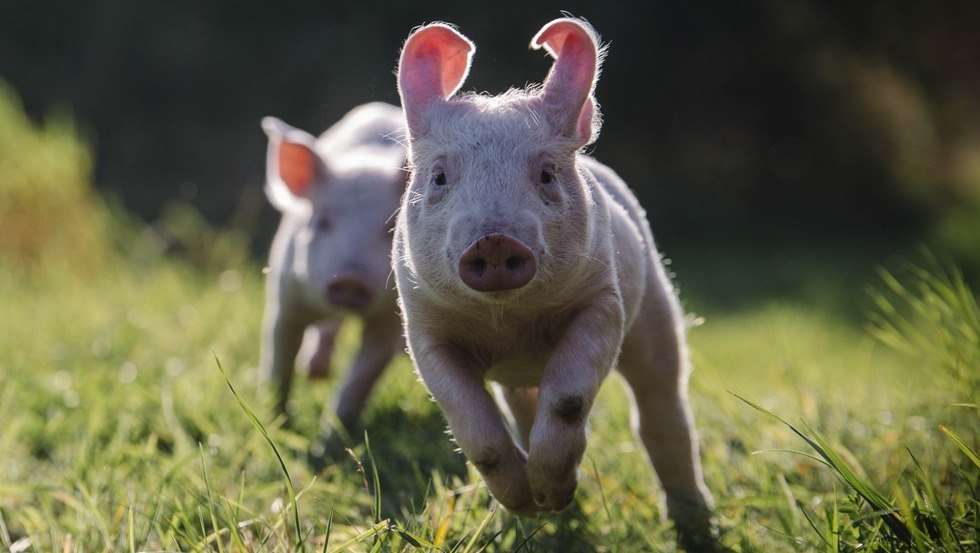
left=1, top=0, right=977, bottom=272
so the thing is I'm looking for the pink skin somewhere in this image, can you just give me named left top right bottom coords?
left=393, top=18, right=715, bottom=541
left=259, top=102, right=406, bottom=447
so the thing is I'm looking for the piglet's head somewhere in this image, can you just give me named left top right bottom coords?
left=263, top=117, right=403, bottom=314
left=397, top=18, right=603, bottom=301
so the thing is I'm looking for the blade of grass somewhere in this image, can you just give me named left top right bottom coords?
left=590, top=457, right=612, bottom=523
left=751, top=448, right=833, bottom=469
left=395, top=527, right=438, bottom=549
left=433, top=483, right=455, bottom=548
left=826, top=493, right=840, bottom=553
left=513, top=523, right=547, bottom=552
left=794, top=499, right=832, bottom=550
left=199, top=444, right=225, bottom=553
left=0, top=509, right=11, bottom=548
left=363, top=431, right=382, bottom=526
left=733, top=392, right=913, bottom=545
left=893, top=484, right=930, bottom=552
left=75, top=484, right=113, bottom=547
left=225, top=473, right=247, bottom=551
left=214, top=353, right=304, bottom=553
left=326, top=519, right=389, bottom=553
left=474, top=530, right=504, bottom=553
left=774, top=472, right=801, bottom=537
left=459, top=508, right=496, bottom=553
left=321, top=510, right=333, bottom=553
left=907, top=449, right=964, bottom=552
left=939, top=425, right=980, bottom=469
left=127, top=504, right=135, bottom=553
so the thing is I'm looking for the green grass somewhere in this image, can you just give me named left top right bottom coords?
left=2, top=80, right=974, bottom=551
left=0, top=234, right=975, bottom=552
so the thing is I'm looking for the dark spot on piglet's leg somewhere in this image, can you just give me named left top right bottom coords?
left=552, top=395, right=585, bottom=424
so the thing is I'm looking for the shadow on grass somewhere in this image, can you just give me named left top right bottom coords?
left=497, top=503, right=609, bottom=552
left=333, top=406, right=612, bottom=550
left=350, top=404, right=468, bottom=516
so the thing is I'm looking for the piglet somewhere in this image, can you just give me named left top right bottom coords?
left=259, top=102, right=406, bottom=464
left=393, top=19, right=716, bottom=544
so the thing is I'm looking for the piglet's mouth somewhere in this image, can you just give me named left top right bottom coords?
left=457, top=233, right=537, bottom=292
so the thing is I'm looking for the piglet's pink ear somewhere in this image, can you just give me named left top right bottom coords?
left=531, top=18, right=602, bottom=148
left=398, top=23, right=474, bottom=138
left=262, top=117, right=323, bottom=211
left=278, top=142, right=315, bottom=196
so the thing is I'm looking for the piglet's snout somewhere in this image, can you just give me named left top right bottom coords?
left=458, top=233, right=536, bottom=292
left=326, top=277, right=374, bottom=311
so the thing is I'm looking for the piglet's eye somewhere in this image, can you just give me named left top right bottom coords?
left=540, top=169, right=554, bottom=185
left=433, top=170, right=447, bottom=186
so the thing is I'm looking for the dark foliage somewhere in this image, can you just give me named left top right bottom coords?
left=2, top=0, right=977, bottom=249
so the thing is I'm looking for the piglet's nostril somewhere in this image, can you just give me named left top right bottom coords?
left=458, top=233, right=536, bottom=292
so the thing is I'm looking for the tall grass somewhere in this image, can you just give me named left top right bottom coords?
left=868, top=254, right=979, bottom=400
left=736, top=257, right=978, bottom=552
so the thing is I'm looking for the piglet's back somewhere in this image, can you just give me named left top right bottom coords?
left=317, top=102, right=405, bottom=160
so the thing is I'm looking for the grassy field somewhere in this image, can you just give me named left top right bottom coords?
left=0, top=90, right=976, bottom=552
left=0, top=227, right=975, bottom=552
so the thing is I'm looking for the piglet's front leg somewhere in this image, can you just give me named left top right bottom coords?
left=309, top=311, right=403, bottom=471
left=412, top=338, right=539, bottom=516
left=259, top=301, right=310, bottom=418
left=330, top=310, right=403, bottom=435
left=526, top=298, right=625, bottom=512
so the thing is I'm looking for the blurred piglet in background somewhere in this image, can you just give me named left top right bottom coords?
left=259, top=102, right=406, bottom=467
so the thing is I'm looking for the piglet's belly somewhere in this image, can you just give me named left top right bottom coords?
left=483, top=352, right=549, bottom=388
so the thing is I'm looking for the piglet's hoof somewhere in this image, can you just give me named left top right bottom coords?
left=669, top=497, right=723, bottom=552
left=307, top=432, right=350, bottom=473
left=676, top=527, right=725, bottom=553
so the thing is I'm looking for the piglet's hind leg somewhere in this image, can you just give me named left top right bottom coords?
left=617, top=288, right=716, bottom=547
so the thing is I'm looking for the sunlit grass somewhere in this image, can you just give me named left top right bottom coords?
left=1, top=235, right=975, bottom=551
left=2, top=72, right=975, bottom=551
